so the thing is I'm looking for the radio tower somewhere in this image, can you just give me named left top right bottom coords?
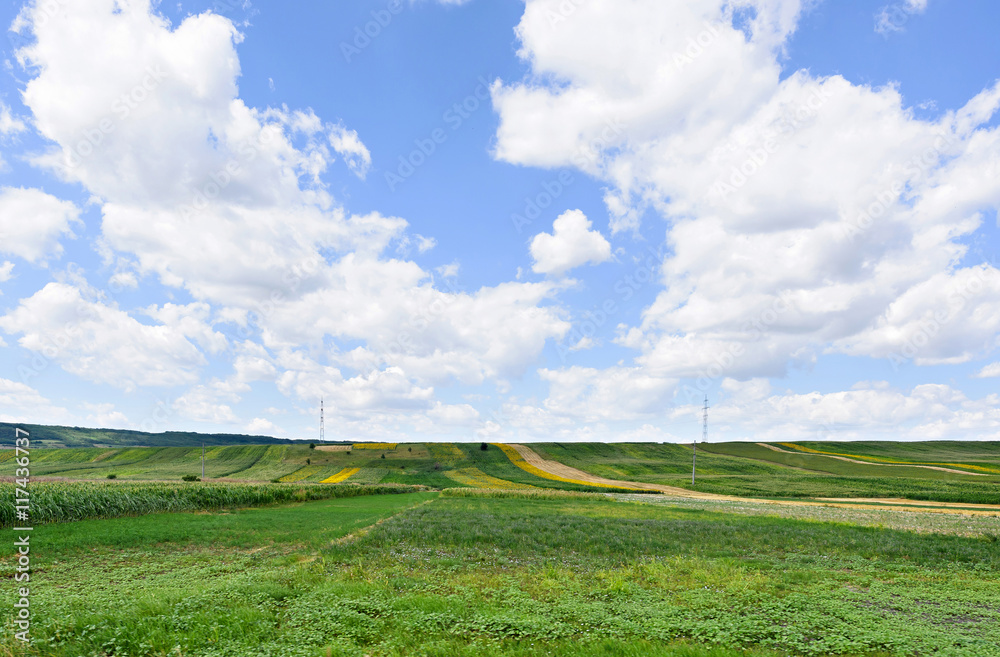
left=702, top=395, right=709, bottom=443
left=693, top=395, right=708, bottom=486
left=319, top=397, right=325, bottom=443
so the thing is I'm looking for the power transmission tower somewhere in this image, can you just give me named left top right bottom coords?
left=692, top=395, right=709, bottom=486
left=320, top=397, right=325, bottom=443
left=702, top=395, right=709, bottom=443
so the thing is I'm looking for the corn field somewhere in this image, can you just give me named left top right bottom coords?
left=0, top=481, right=423, bottom=527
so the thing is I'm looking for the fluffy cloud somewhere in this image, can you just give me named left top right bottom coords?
left=974, top=362, right=1000, bottom=379
left=245, top=417, right=279, bottom=435
left=539, top=366, right=678, bottom=422
left=0, top=102, right=27, bottom=170
left=328, top=123, right=372, bottom=179
left=530, top=209, right=612, bottom=276
left=494, top=0, right=1000, bottom=383
left=83, top=402, right=131, bottom=429
left=710, top=379, right=1000, bottom=441
left=0, top=283, right=206, bottom=391
left=0, top=103, right=27, bottom=136
left=8, top=0, right=572, bottom=421
left=875, top=0, right=929, bottom=36
left=0, top=187, right=80, bottom=262
left=0, top=377, right=71, bottom=424
left=0, top=261, right=13, bottom=283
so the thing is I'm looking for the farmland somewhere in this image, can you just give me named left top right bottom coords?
left=3, top=436, right=1000, bottom=655
left=9, top=439, right=1000, bottom=506
left=2, top=487, right=999, bottom=656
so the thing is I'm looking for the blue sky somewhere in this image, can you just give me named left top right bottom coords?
left=1, top=0, right=999, bottom=443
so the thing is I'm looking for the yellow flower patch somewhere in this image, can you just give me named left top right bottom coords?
left=321, top=467, right=360, bottom=484
left=493, top=443, right=636, bottom=489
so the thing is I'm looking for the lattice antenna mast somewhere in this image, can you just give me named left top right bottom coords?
left=320, top=397, right=325, bottom=443
left=702, top=395, right=709, bottom=443
left=693, top=395, right=708, bottom=486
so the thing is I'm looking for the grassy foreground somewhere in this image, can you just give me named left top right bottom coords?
left=3, top=490, right=999, bottom=656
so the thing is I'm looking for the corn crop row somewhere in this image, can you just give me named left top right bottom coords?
left=0, top=481, right=423, bottom=527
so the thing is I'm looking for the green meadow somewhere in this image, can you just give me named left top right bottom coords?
left=4, top=437, right=1000, bottom=655
left=2, top=489, right=999, bottom=656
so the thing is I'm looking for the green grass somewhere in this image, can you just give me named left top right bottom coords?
left=5, top=492, right=1000, bottom=656
left=528, top=442, right=792, bottom=477
left=649, top=472, right=1000, bottom=504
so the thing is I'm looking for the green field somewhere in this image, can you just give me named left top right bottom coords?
left=3, top=488, right=999, bottom=656
left=8, top=438, right=1000, bottom=505
left=4, top=434, right=1000, bottom=655
left=528, top=441, right=1000, bottom=505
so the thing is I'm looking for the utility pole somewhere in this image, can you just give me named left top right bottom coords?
left=320, top=397, right=325, bottom=443
left=691, top=439, right=696, bottom=485
left=201, top=443, right=205, bottom=480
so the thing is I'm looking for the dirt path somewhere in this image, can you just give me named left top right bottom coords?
left=756, top=443, right=987, bottom=476
left=506, top=444, right=1000, bottom=517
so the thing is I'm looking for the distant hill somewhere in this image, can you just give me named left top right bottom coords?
left=0, top=422, right=298, bottom=448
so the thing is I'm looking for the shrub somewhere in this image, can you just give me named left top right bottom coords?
left=106, top=474, right=117, bottom=480
left=309, top=443, right=316, bottom=450
left=182, top=475, right=200, bottom=482
left=306, top=458, right=311, bottom=465
left=480, top=442, right=489, bottom=451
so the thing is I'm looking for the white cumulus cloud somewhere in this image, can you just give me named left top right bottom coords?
left=0, top=187, right=80, bottom=262
left=530, top=209, right=611, bottom=276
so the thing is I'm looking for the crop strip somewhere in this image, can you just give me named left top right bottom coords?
left=321, top=467, right=361, bottom=484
